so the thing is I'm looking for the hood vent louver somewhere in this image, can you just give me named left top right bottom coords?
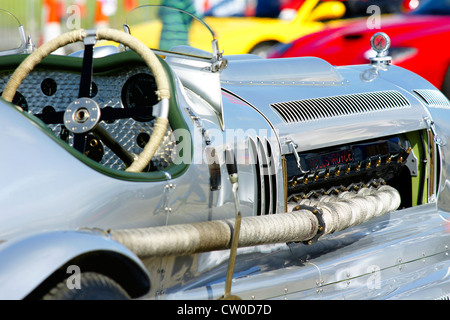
left=271, top=90, right=411, bottom=124
left=413, top=89, right=450, bottom=108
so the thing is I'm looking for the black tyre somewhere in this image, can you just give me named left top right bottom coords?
left=42, top=272, right=130, bottom=300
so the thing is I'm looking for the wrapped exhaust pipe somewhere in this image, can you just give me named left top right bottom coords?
left=109, top=185, right=400, bottom=258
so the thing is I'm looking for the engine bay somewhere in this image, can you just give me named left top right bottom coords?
left=285, top=132, right=430, bottom=210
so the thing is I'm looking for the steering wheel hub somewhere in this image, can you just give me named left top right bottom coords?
left=64, top=97, right=101, bottom=133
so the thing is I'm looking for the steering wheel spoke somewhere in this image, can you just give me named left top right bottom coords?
left=92, top=125, right=136, bottom=167
left=78, top=47, right=94, bottom=98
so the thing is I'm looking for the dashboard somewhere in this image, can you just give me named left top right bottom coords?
left=0, top=63, right=176, bottom=171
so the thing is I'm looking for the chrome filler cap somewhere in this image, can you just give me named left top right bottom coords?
left=369, top=32, right=391, bottom=66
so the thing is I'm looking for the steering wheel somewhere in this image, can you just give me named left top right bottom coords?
left=1, top=28, right=170, bottom=173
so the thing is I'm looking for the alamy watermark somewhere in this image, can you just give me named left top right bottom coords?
left=366, top=5, right=382, bottom=30
left=169, top=127, right=279, bottom=175
left=66, top=5, right=82, bottom=31
left=66, top=265, right=81, bottom=290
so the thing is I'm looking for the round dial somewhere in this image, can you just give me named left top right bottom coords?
left=121, top=73, right=158, bottom=122
left=41, top=78, right=57, bottom=96
left=370, top=32, right=391, bottom=55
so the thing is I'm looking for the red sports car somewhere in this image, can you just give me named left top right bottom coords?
left=268, top=0, right=450, bottom=98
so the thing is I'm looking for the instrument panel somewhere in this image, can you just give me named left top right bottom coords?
left=0, top=65, right=175, bottom=171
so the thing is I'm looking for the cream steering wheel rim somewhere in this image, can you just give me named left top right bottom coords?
left=1, top=28, right=170, bottom=173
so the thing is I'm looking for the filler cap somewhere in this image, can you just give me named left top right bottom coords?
left=369, top=32, right=391, bottom=66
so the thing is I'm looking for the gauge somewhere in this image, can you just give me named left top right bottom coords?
left=41, top=78, right=57, bottom=96
left=121, top=73, right=158, bottom=122
left=370, top=32, right=390, bottom=55
left=1, top=90, right=28, bottom=111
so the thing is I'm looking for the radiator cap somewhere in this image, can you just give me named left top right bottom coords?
left=369, top=32, right=391, bottom=66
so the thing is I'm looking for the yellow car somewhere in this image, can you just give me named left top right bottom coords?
left=101, top=0, right=346, bottom=58
left=201, top=0, right=346, bottom=56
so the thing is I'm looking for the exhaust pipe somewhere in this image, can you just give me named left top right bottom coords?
left=109, top=185, right=400, bottom=258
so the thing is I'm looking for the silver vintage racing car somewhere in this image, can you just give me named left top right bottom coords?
left=0, top=5, right=449, bottom=300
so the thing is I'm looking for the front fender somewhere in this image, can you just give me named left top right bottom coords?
left=0, top=230, right=150, bottom=299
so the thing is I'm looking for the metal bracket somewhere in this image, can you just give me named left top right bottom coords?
left=287, top=140, right=308, bottom=174
left=211, top=39, right=228, bottom=73
left=424, top=116, right=444, bottom=146
left=293, top=204, right=325, bottom=245
left=405, top=146, right=418, bottom=177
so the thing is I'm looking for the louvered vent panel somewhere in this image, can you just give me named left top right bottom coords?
left=271, top=90, right=411, bottom=123
left=413, top=89, right=450, bottom=108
